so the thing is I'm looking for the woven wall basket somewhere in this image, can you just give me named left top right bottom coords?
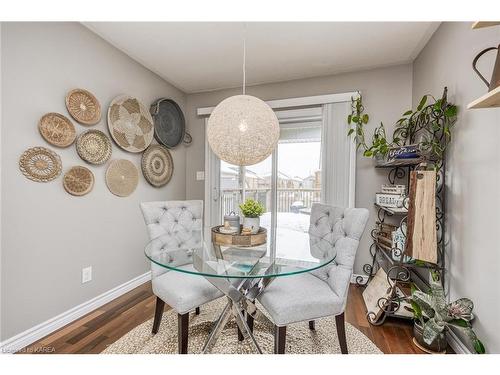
left=63, top=166, right=94, bottom=196
left=76, top=129, right=112, bottom=165
left=19, top=146, right=62, bottom=182
left=106, top=159, right=139, bottom=197
left=38, top=112, right=76, bottom=148
left=107, top=95, right=154, bottom=153
left=66, top=88, right=101, bottom=125
left=141, top=144, right=174, bottom=187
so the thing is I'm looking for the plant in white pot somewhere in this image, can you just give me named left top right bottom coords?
left=239, top=198, right=265, bottom=234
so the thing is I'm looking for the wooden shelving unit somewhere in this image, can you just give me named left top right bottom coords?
left=471, top=21, right=500, bottom=29
left=359, top=160, right=445, bottom=327
left=467, top=86, right=500, bottom=109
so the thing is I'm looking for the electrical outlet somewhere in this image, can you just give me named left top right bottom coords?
left=196, top=171, right=205, bottom=181
left=82, top=266, right=92, bottom=284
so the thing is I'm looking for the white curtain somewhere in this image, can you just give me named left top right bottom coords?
left=320, top=102, right=356, bottom=208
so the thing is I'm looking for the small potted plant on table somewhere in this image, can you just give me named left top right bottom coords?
left=239, top=198, right=265, bottom=234
left=409, top=272, right=485, bottom=354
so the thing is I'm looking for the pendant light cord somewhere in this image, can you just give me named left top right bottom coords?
left=242, top=23, right=246, bottom=95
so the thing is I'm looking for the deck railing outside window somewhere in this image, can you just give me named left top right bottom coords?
left=221, top=188, right=320, bottom=218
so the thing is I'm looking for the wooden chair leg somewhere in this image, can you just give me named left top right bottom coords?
left=178, top=313, right=189, bottom=354
left=335, top=312, right=348, bottom=354
left=309, top=320, right=315, bottom=330
left=152, top=297, right=165, bottom=334
left=195, top=307, right=200, bottom=315
left=238, top=312, right=255, bottom=341
left=274, top=325, right=287, bottom=354
left=247, top=314, right=254, bottom=333
left=237, top=310, right=245, bottom=341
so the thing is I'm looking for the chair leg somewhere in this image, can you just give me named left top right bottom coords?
left=195, top=307, right=200, bottom=315
left=152, top=297, right=165, bottom=334
left=237, top=310, right=245, bottom=341
left=178, top=313, right=189, bottom=354
left=274, top=325, right=287, bottom=354
left=335, top=312, right=348, bottom=354
left=238, top=311, right=255, bottom=341
left=309, top=320, right=315, bottom=330
left=247, top=313, right=254, bottom=333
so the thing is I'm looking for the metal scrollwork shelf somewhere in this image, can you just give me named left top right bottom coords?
left=357, top=159, right=446, bottom=326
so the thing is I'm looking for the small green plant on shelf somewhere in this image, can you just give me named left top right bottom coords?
left=347, top=87, right=458, bottom=164
left=409, top=272, right=485, bottom=354
left=239, top=199, right=265, bottom=218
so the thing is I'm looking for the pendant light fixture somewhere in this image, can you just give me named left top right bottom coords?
left=207, top=25, right=280, bottom=166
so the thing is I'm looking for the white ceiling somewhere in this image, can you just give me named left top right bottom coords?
left=84, top=22, right=439, bottom=94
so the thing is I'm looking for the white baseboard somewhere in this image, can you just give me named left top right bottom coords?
left=447, top=328, right=472, bottom=354
left=0, top=271, right=151, bottom=354
left=351, top=273, right=368, bottom=284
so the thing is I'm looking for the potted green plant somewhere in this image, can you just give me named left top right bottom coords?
left=409, top=272, right=485, bottom=354
left=347, top=88, right=458, bottom=168
left=239, top=198, right=265, bottom=234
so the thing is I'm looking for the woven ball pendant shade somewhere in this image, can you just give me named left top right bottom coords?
left=207, top=95, right=279, bottom=166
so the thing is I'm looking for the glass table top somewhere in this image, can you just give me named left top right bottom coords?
left=144, top=231, right=337, bottom=279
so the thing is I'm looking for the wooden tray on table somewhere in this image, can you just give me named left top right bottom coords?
left=211, top=225, right=267, bottom=247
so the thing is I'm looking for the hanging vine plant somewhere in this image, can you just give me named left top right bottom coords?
left=347, top=87, right=458, bottom=165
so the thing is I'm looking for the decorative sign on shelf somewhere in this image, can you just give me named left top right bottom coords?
left=381, top=184, right=406, bottom=195
left=375, top=193, right=405, bottom=209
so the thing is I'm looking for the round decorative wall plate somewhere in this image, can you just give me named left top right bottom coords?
left=105, top=159, right=139, bottom=197
left=141, top=144, right=174, bottom=187
left=108, top=95, right=154, bottom=153
left=38, top=112, right=76, bottom=148
left=76, top=129, right=112, bottom=165
left=19, top=146, right=62, bottom=182
left=63, top=166, right=94, bottom=196
left=150, top=98, right=189, bottom=148
left=66, top=88, right=101, bottom=125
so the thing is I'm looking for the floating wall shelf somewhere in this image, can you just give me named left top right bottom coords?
left=471, top=21, right=500, bottom=29
left=467, top=86, right=500, bottom=109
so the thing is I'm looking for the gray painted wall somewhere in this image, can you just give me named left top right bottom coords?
left=0, top=22, right=186, bottom=340
left=184, top=64, right=413, bottom=275
left=413, top=22, right=500, bottom=353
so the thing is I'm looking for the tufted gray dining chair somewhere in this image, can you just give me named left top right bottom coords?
left=140, top=200, right=223, bottom=354
left=257, top=203, right=369, bottom=354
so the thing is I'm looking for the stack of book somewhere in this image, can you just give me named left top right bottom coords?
left=376, top=222, right=397, bottom=249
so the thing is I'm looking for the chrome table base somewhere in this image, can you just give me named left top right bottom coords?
left=201, top=275, right=274, bottom=354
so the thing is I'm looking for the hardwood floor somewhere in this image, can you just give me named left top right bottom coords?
left=19, top=282, right=452, bottom=354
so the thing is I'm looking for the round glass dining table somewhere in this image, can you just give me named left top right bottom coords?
left=144, top=231, right=337, bottom=353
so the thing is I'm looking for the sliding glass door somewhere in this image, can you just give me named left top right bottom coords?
left=215, top=107, right=322, bottom=261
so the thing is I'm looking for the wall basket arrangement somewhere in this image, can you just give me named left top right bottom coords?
left=76, top=129, right=112, bottom=165
left=65, top=88, right=102, bottom=125
left=150, top=98, right=192, bottom=148
left=141, top=144, right=174, bottom=187
left=19, top=146, right=62, bottom=182
left=108, top=95, right=154, bottom=153
left=38, top=112, right=76, bottom=148
left=63, top=166, right=94, bottom=196
left=105, top=159, right=139, bottom=197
